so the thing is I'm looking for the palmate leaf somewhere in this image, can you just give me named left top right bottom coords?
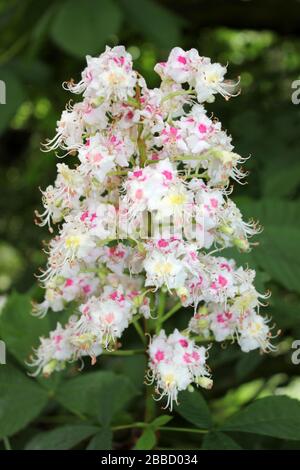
left=222, top=396, right=300, bottom=440
left=201, top=431, right=242, bottom=450
left=55, top=370, right=139, bottom=424
left=233, top=198, right=300, bottom=295
left=175, top=390, right=212, bottom=429
left=51, top=0, right=122, bottom=58
left=134, top=415, right=173, bottom=450
left=119, top=0, right=183, bottom=49
left=26, top=424, right=100, bottom=450
left=0, top=292, right=51, bottom=366
left=134, top=427, right=156, bottom=450
left=0, top=364, right=48, bottom=439
left=86, top=428, right=113, bottom=450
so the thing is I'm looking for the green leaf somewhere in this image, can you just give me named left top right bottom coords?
left=237, top=198, right=300, bottom=294
left=0, top=364, right=48, bottom=439
left=134, top=427, right=156, bottom=450
left=0, top=68, right=25, bottom=133
left=202, top=431, right=242, bottom=450
left=56, top=371, right=139, bottom=424
left=134, top=415, right=172, bottom=450
left=175, top=390, right=212, bottom=429
left=26, top=424, right=99, bottom=450
left=0, top=292, right=51, bottom=366
left=150, top=415, right=173, bottom=428
left=222, top=396, right=300, bottom=440
left=87, top=428, right=113, bottom=450
left=51, top=0, right=122, bottom=58
left=120, top=0, right=183, bottom=49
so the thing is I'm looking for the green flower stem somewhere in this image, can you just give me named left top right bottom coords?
left=133, top=318, right=147, bottom=345
left=134, top=84, right=147, bottom=167
left=112, top=422, right=145, bottom=431
left=102, top=349, right=145, bottom=357
left=171, top=153, right=210, bottom=162
left=193, top=335, right=215, bottom=343
left=155, top=289, right=167, bottom=333
left=184, top=171, right=208, bottom=180
left=112, top=423, right=208, bottom=434
left=159, top=426, right=208, bottom=434
left=124, top=97, right=140, bottom=108
left=137, top=129, right=147, bottom=167
left=108, top=169, right=129, bottom=176
left=3, top=437, right=11, bottom=450
left=144, top=384, right=156, bottom=423
left=159, top=301, right=182, bottom=325
left=161, top=88, right=195, bottom=103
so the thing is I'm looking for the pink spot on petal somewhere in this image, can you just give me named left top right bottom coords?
left=162, top=170, right=173, bottom=180
left=54, top=335, right=63, bottom=344
left=93, top=153, right=102, bottom=163
left=104, top=313, right=115, bottom=324
left=220, top=262, right=231, bottom=272
left=158, top=239, right=169, bottom=248
left=155, top=350, right=164, bottom=362
left=210, top=198, right=218, bottom=208
left=179, top=339, right=189, bottom=348
left=183, top=352, right=192, bottom=363
left=177, top=55, right=187, bottom=65
left=80, top=211, right=89, bottom=222
left=192, top=351, right=200, bottom=361
left=198, top=123, right=207, bottom=134
left=218, top=275, right=228, bottom=287
left=135, top=189, right=144, bottom=200
left=217, top=313, right=225, bottom=323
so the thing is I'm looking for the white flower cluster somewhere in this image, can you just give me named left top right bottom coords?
left=147, top=330, right=210, bottom=411
left=32, top=45, right=274, bottom=409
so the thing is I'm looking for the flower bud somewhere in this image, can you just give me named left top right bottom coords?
left=176, top=286, right=188, bottom=302
left=42, top=359, right=58, bottom=377
left=195, top=376, right=213, bottom=390
left=133, top=294, right=144, bottom=308
left=71, top=333, right=96, bottom=350
left=197, top=305, right=208, bottom=316
left=219, top=224, right=234, bottom=236
left=233, top=237, right=249, bottom=252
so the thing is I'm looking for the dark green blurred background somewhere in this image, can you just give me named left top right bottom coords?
left=1, top=0, right=300, bottom=296
left=1, top=0, right=300, bottom=450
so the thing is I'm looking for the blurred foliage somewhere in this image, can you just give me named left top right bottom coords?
left=1, top=0, right=300, bottom=451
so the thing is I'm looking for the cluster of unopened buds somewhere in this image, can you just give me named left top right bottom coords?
left=31, top=45, right=276, bottom=410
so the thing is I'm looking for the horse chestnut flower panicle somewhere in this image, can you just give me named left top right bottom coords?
left=31, top=45, right=275, bottom=410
